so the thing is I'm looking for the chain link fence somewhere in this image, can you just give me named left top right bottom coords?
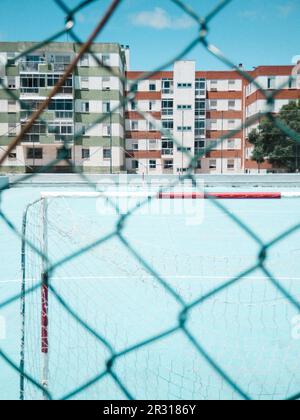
left=0, top=0, right=299, bottom=400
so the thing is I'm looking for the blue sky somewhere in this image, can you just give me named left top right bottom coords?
left=0, top=0, right=299, bottom=70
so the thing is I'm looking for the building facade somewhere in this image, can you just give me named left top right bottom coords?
left=126, top=62, right=300, bottom=175
left=0, top=42, right=128, bottom=173
left=0, top=41, right=299, bottom=174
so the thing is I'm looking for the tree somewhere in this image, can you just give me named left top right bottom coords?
left=248, top=101, right=300, bottom=172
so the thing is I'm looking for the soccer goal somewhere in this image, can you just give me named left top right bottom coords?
left=19, top=191, right=208, bottom=400
left=20, top=192, right=300, bottom=401
left=21, top=191, right=204, bottom=400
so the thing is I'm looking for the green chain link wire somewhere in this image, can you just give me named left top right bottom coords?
left=0, top=0, right=299, bottom=401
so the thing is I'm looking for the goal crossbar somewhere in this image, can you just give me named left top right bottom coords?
left=41, top=192, right=300, bottom=200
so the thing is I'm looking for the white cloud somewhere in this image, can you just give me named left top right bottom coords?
left=130, top=7, right=195, bottom=30
left=277, top=3, right=295, bottom=17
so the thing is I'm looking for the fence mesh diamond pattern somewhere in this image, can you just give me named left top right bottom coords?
left=0, top=0, right=300, bottom=401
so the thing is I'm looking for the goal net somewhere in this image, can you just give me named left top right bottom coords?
left=21, top=192, right=208, bottom=400
left=20, top=192, right=300, bottom=400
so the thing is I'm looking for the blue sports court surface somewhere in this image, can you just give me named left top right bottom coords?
left=1, top=183, right=300, bottom=400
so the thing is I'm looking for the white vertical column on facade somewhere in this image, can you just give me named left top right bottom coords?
left=172, top=61, right=196, bottom=174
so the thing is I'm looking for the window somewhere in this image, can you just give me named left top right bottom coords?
left=132, top=160, right=139, bottom=170
left=103, top=149, right=111, bottom=159
left=162, top=120, right=174, bottom=131
left=195, top=140, right=205, bottom=151
left=227, top=159, right=235, bottom=170
left=81, top=76, right=89, bottom=90
left=8, top=100, right=17, bottom=113
left=197, top=160, right=202, bottom=169
left=210, top=80, right=218, bottom=91
left=177, top=83, right=192, bottom=88
left=102, top=77, right=111, bottom=90
left=131, top=101, right=137, bottom=111
left=209, top=159, right=217, bottom=169
left=195, top=79, right=206, bottom=96
left=48, top=123, right=73, bottom=142
left=132, top=143, right=139, bottom=151
left=177, top=126, right=192, bottom=132
left=210, top=119, right=218, bottom=130
left=164, top=160, right=173, bottom=169
left=210, top=100, right=218, bottom=110
left=148, top=140, right=158, bottom=150
left=267, top=77, right=276, bottom=90
left=149, top=160, right=156, bottom=169
left=8, top=151, right=17, bottom=160
left=103, top=102, right=111, bottom=113
left=195, top=120, right=205, bottom=136
left=7, top=77, right=16, bottom=90
left=21, top=122, right=46, bottom=143
left=177, top=147, right=191, bottom=152
left=227, top=139, right=235, bottom=150
left=27, top=148, right=43, bottom=159
left=131, top=83, right=138, bottom=92
left=20, top=74, right=46, bottom=92
left=228, top=100, right=236, bottom=110
left=80, top=54, right=89, bottom=67
left=228, top=120, right=236, bottom=129
left=47, top=75, right=72, bottom=89
left=103, top=124, right=111, bottom=137
left=195, top=99, right=206, bottom=116
left=162, top=140, right=173, bottom=155
left=82, top=149, right=90, bottom=159
left=102, top=54, right=110, bottom=66
left=148, top=121, right=156, bottom=131
left=48, top=99, right=73, bottom=111
left=162, top=100, right=173, bottom=116
left=7, top=53, right=16, bottom=66
left=52, top=55, right=71, bottom=71
left=131, top=121, right=139, bottom=131
left=57, top=148, right=72, bottom=160
left=228, top=80, right=236, bottom=90
left=149, top=83, right=156, bottom=91
left=178, top=105, right=192, bottom=110
left=209, top=140, right=218, bottom=150
left=81, top=102, right=90, bottom=113
left=48, top=99, right=73, bottom=119
left=149, top=101, right=156, bottom=111
left=162, top=79, right=173, bottom=94
left=8, top=123, right=17, bottom=136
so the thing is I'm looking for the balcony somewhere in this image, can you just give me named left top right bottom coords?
left=20, top=62, right=41, bottom=72
left=53, top=63, right=69, bottom=73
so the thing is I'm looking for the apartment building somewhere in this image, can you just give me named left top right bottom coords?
left=0, top=41, right=299, bottom=174
left=0, top=42, right=128, bottom=173
left=244, top=65, right=300, bottom=172
left=126, top=62, right=300, bottom=175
